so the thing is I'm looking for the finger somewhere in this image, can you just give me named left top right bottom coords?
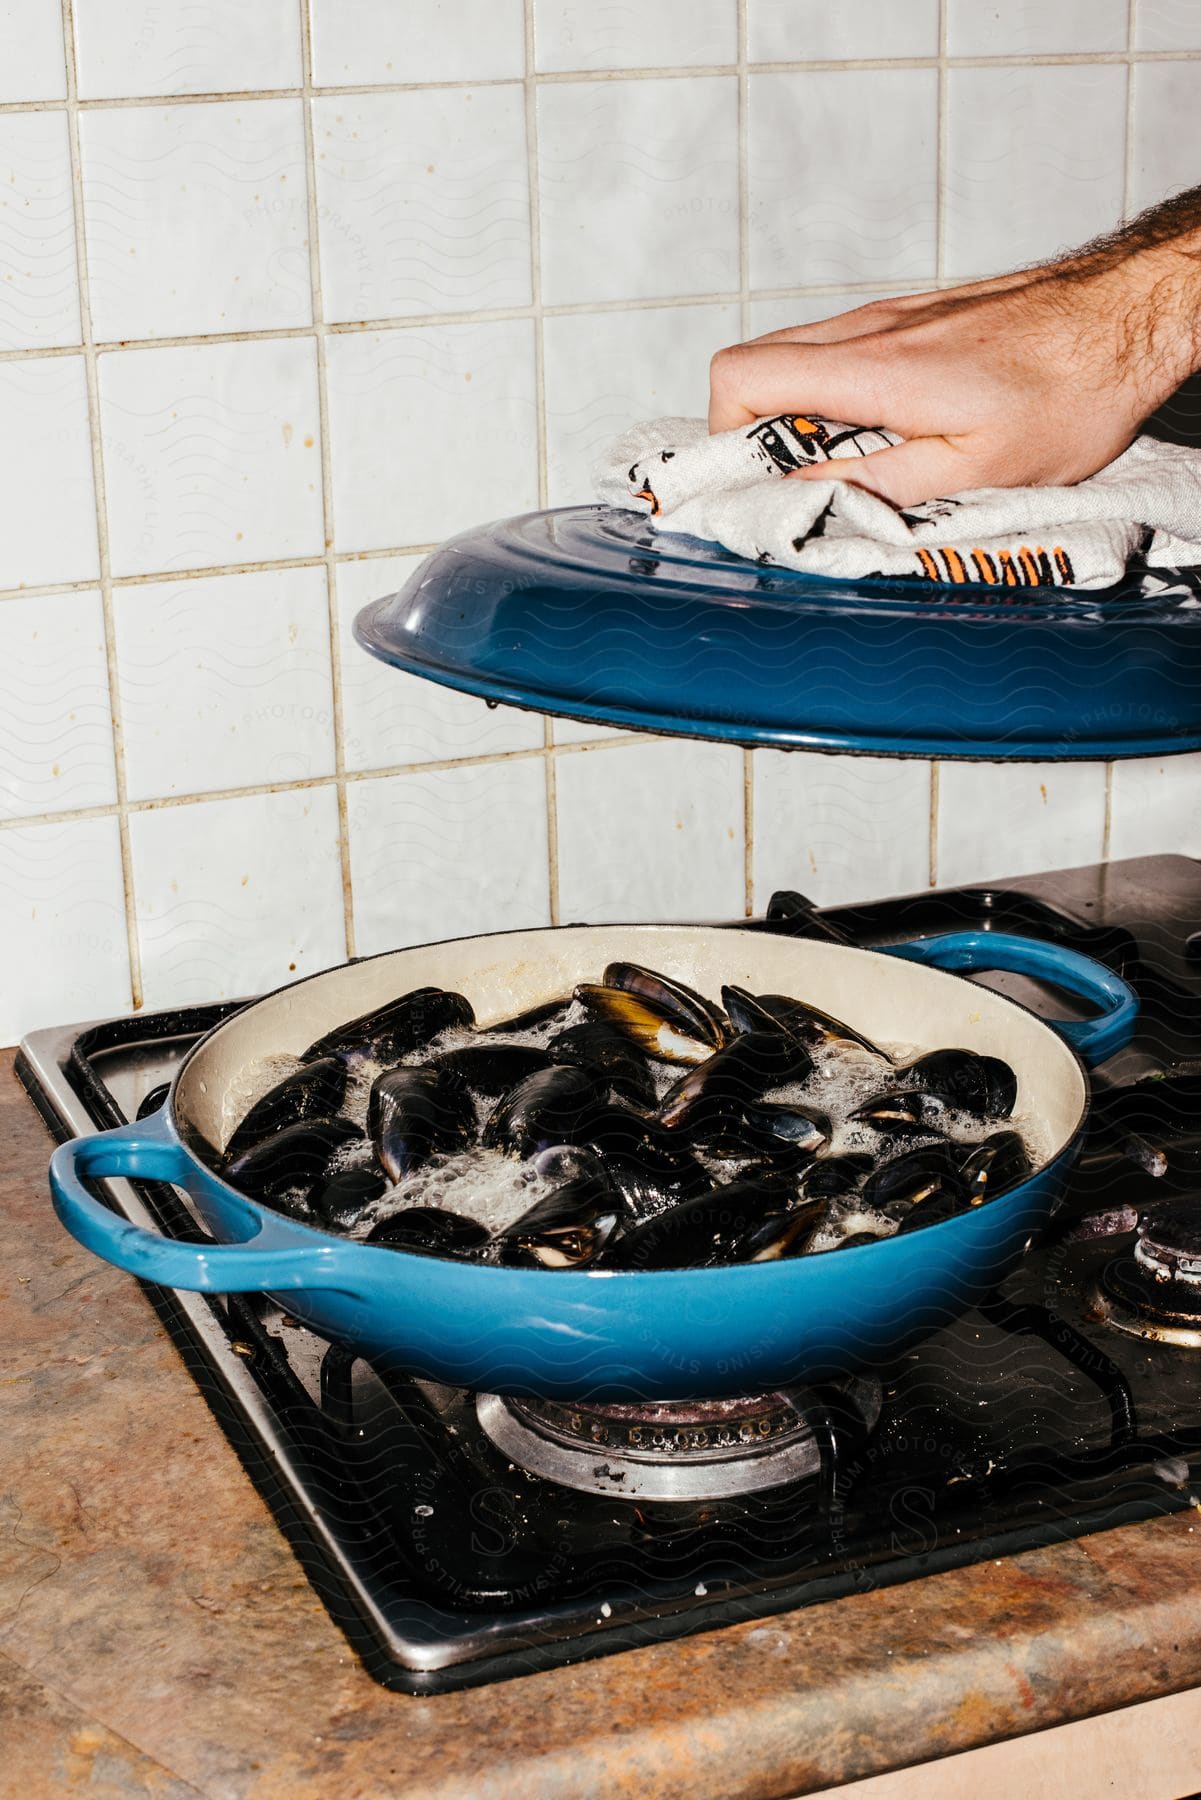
left=708, top=339, right=898, bottom=434
left=789, top=437, right=977, bottom=508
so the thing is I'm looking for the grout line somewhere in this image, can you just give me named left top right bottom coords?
left=523, top=0, right=560, bottom=929
left=2, top=47, right=1199, bottom=115
left=298, top=0, right=355, bottom=962
left=1101, top=763, right=1114, bottom=862
left=0, top=734, right=660, bottom=832
left=1123, top=0, right=1138, bottom=222
left=0, top=547, right=439, bottom=605
left=736, top=0, right=755, bottom=918
left=928, top=762, right=940, bottom=889
left=935, top=0, right=948, bottom=282
left=58, top=0, right=144, bottom=1013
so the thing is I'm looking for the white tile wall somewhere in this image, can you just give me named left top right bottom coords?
left=0, top=4, right=1197, bottom=1044
left=748, top=69, right=938, bottom=289
left=536, top=76, right=739, bottom=305
left=0, top=2, right=66, bottom=104
left=72, top=0, right=303, bottom=100
left=312, top=87, right=531, bottom=323
left=98, top=338, right=323, bottom=576
left=0, top=110, right=78, bottom=351
left=748, top=0, right=940, bottom=63
left=1129, top=63, right=1201, bottom=215
left=943, top=65, right=1127, bottom=280
left=114, top=567, right=335, bottom=801
left=80, top=100, right=312, bottom=342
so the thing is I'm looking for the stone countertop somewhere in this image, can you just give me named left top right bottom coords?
left=3, top=1048, right=1201, bottom=1800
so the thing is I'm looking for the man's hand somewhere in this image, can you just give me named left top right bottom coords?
left=708, top=191, right=1201, bottom=507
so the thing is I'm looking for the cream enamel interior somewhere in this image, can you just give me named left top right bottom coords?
left=173, top=925, right=1088, bottom=1169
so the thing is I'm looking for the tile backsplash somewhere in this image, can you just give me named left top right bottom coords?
left=1, top=0, right=1198, bottom=1042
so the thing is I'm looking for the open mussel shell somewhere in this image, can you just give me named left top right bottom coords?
left=721, top=985, right=889, bottom=1060
left=368, top=1065, right=476, bottom=1184
left=573, top=985, right=716, bottom=1066
left=656, top=1030, right=813, bottom=1133
left=600, top=1175, right=799, bottom=1271
left=490, top=1177, right=630, bottom=1269
left=902, top=1047, right=1017, bottom=1118
left=959, top=1129, right=1031, bottom=1203
left=434, top=1042, right=554, bottom=1099
left=848, top=1088, right=946, bottom=1139
left=601, top=961, right=730, bottom=1049
left=863, top=1144, right=968, bottom=1221
left=225, top=1116, right=364, bottom=1201
left=741, top=1101, right=831, bottom=1155
left=302, top=986, right=475, bottom=1069
left=482, top=1065, right=606, bottom=1157
left=740, top=1195, right=828, bottom=1262
left=225, top=1055, right=348, bottom=1161
left=365, top=1206, right=492, bottom=1258
left=545, top=1020, right=658, bottom=1106
left=796, top=1153, right=875, bottom=1202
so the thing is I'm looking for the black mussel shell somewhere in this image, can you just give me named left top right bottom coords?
left=600, top=1176, right=796, bottom=1271
left=601, top=961, right=730, bottom=1048
left=741, top=1101, right=831, bottom=1155
left=848, top=1088, right=946, bottom=1139
left=532, top=1142, right=613, bottom=1195
left=903, top=1048, right=1017, bottom=1117
left=546, top=1020, right=658, bottom=1106
left=739, top=1195, right=828, bottom=1262
left=796, top=1153, right=875, bottom=1202
left=959, top=1129, right=1031, bottom=1203
left=482, top=1065, right=606, bottom=1157
left=863, top=1145, right=968, bottom=1220
left=365, top=1206, right=492, bottom=1258
left=894, top=1187, right=975, bottom=1234
left=491, top=1178, right=629, bottom=1269
left=303, top=987, right=475, bottom=1068
left=482, top=997, right=572, bottom=1035
left=307, top=1165, right=388, bottom=1232
left=225, top=1055, right=348, bottom=1160
left=225, top=1117, right=364, bottom=1200
left=656, top=1031, right=813, bottom=1132
left=369, top=1065, right=476, bottom=1184
left=435, top=1042, right=555, bottom=1098
left=572, top=985, right=715, bottom=1065
left=721, top=985, right=887, bottom=1059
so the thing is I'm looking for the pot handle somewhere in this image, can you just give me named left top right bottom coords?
left=881, top=930, right=1138, bottom=1067
left=48, top=1112, right=364, bottom=1296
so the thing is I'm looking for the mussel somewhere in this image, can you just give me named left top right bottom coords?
left=491, top=1178, right=629, bottom=1269
left=902, top=1048, right=1017, bottom=1118
left=482, top=1066, right=606, bottom=1157
left=482, top=997, right=572, bottom=1035
left=365, top=1206, right=492, bottom=1257
left=741, top=1101, right=832, bottom=1156
left=581, top=1106, right=712, bottom=1214
left=848, top=1089, right=947, bottom=1139
left=225, top=1117, right=364, bottom=1201
left=656, top=1031, right=813, bottom=1133
left=573, top=986, right=717, bottom=1065
left=721, top=985, right=888, bottom=1059
left=959, top=1129, right=1031, bottom=1203
left=546, top=1020, right=658, bottom=1106
left=302, top=986, right=475, bottom=1068
left=434, top=1042, right=554, bottom=1099
left=796, top=1153, right=875, bottom=1202
left=600, top=1175, right=798, bottom=1270
left=863, top=1145, right=968, bottom=1220
left=369, top=1066, right=475, bottom=1184
left=601, top=962, right=730, bottom=1048
left=225, top=1055, right=348, bottom=1161
left=307, top=1164, right=388, bottom=1233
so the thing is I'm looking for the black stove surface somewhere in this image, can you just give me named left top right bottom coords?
left=17, top=853, right=1201, bottom=1693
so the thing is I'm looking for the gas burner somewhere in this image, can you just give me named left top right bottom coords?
left=476, top=1380, right=881, bottom=1500
left=1091, top=1198, right=1201, bottom=1347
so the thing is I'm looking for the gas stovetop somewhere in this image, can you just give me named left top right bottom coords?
left=18, top=854, right=1201, bottom=1694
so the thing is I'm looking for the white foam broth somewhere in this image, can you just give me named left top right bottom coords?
left=224, top=987, right=1047, bottom=1255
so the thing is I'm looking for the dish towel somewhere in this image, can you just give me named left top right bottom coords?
left=593, top=414, right=1201, bottom=589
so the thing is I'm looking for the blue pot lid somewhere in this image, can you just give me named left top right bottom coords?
left=354, top=505, right=1201, bottom=760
